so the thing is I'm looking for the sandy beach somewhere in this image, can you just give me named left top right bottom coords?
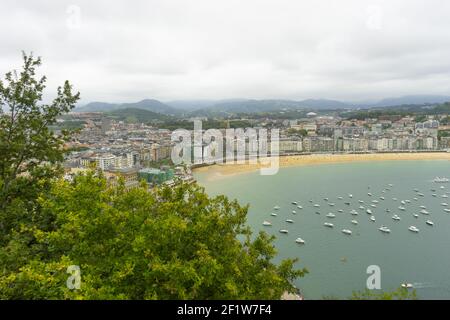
left=193, top=152, right=450, bottom=180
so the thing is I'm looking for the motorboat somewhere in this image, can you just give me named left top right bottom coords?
left=392, top=215, right=401, bottom=221
left=372, top=200, right=379, bottom=203
left=418, top=193, right=424, bottom=197
left=401, top=283, right=414, bottom=289
left=338, top=209, right=343, bottom=213
left=419, top=206, right=426, bottom=209
left=345, top=202, right=351, bottom=206
left=348, top=194, right=353, bottom=198
left=351, top=220, right=358, bottom=225
left=445, top=209, right=450, bottom=213
left=279, top=229, right=289, bottom=234
left=326, top=213, right=336, bottom=218
left=420, top=209, right=430, bottom=215
left=292, top=201, right=298, bottom=205
left=315, top=211, right=321, bottom=214
left=328, top=203, right=335, bottom=207
left=274, top=206, right=280, bottom=210
left=262, top=221, right=272, bottom=226
left=314, top=204, right=320, bottom=208
left=432, top=194, right=437, bottom=197
left=324, top=198, right=329, bottom=201
left=413, top=214, right=419, bottom=218
left=350, top=210, right=358, bottom=215
left=297, top=205, right=303, bottom=209
left=413, top=198, right=418, bottom=201
left=337, top=196, right=343, bottom=200
left=324, top=222, right=334, bottom=228
left=434, top=177, right=449, bottom=183
left=370, top=204, right=377, bottom=208
left=380, top=196, right=385, bottom=200
left=442, top=194, right=449, bottom=198
left=366, top=209, right=373, bottom=214
left=359, top=206, right=365, bottom=210
left=398, top=206, right=406, bottom=211
left=408, top=226, right=419, bottom=233
left=295, top=237, right=305, bottom=244
left=286, top=219, right=294, bottom=223
left=370, top=216, right=376, bottom=222
left=271, top=213, right=278, bottom=217
left=292, top=210, right=297, bottom=214
left=426, top=220, right=434, bottom=226
left=440, top=202, right=448, bottom=206
left=342, top=229, right=352, bottom=235
left=405, top=200, right=411, bottom=203
left=385, top=209, right=391, bottom=213
left=358, top=200, right=364, bottom=203
left=400, top=200, right=406, bottom=205
left=393, top=198, right=398, bottom=201
left=379, top=226, right=391, bottom=233
left=368, top=193, right=372, bottom=196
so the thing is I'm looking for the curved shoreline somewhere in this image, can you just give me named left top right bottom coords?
left=193, top=152, right=450, bottom=180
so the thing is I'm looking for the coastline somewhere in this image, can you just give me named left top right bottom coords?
left=193, top=152, right=450, bottom=180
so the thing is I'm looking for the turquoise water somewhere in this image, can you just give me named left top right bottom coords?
left=195, top=160, right=450, bottom=300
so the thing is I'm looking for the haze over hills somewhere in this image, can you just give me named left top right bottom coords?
left=74, top=95, right=450, bottom=117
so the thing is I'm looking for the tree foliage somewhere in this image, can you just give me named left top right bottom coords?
left=0, top=54, right=306, bottom=299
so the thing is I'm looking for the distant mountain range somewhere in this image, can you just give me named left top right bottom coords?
left=74, top=95, right=450, bottom=117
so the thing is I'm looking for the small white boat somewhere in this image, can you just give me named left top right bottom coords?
left=350, top=210, right=358, bottom=215
left=337, top=196, right=343, bottom=200
left=368, top=193, right=372, bottom=196
left=380, top=196, right=385, bottom=200
left=413, top=198, right=418, bottom=201
left=271, top=213, right=278, bottom=217
left=292, top=210, right=297, bottom=214
left=314, top=204, right=320, bottom=208
left=419, top=206, right=426, bottom=209
left=348, top=194, right=353, bottom=198
left=442, top=194, right=449, bottom=198
left=418, top=193, right=424, bottom=197
left=401, top=283, right=414, bottom=289
left=292, top=201, right=298, bottom=205
left=279, top=229, right=289, bottom=234
left=324, top=198, right=329, bottom=201
left=263, top=221, right=272, bottom=226
left=371, top=204, right=377, bottom=208
left=379, top=226, right=391, bottom=233
left=444, top=209, right=450, bottom=213
left=441, top=186, right=446, bottom=189
left=366, top=209, right=373, bottom=214
left=342, top=229, right=352, bottom=235
left=338, top=209, right=343, bottom=213
left=420, top=209, right=430, bottom=215
left=274, top=206, right=280, bottom=210
left=297, top=205, right=303, bottom=209
left=315, top=211, right=321, bottom=215
left=392, top=215, right=401, bottom=221
left=414, top=188, right=419, bottom=192
left=413, top=214, right=419, bottom=218
left=426, top=220, right=434, bottom=226
left=441, top=203, right=449, bottom=207
left=385, top=208, right=391, bottom=213
left=351, top=220, right=358, bottom=225
left=392, top=198, right=398, bottom=201
left=434, top=177, right=450, bottom=183
left=432, top=194, right=437, bottom=197
left=328, top=203, right=335, bottom=207
left=405, top=200, right=411, bottom=203
left=326, top=213, right=336, bottom=218
left=358, top=200, right=364, bottom=204
left=372, top=200, right=379, bottom=204
left=324, top=222, right=334, bottom=228
left=398, top=206, right=406, bottom=211
left=400, top=200, right=406, bottom=205
left=408, top=226, right=419, bottom=233
left=388, top=184, right=393, bottom=187
left=359, top=206, right=365, bottom=210
left=286, top=219, right=294, bottom=223
left=370, top=216, right=376, bottom=222
left=295, top=237, right=305, bottom=244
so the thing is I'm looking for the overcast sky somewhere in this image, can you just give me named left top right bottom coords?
left=1, top=0, right=450, bottom=104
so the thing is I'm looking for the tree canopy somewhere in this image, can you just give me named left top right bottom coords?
left=0, top=54, right=306, bottom=299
